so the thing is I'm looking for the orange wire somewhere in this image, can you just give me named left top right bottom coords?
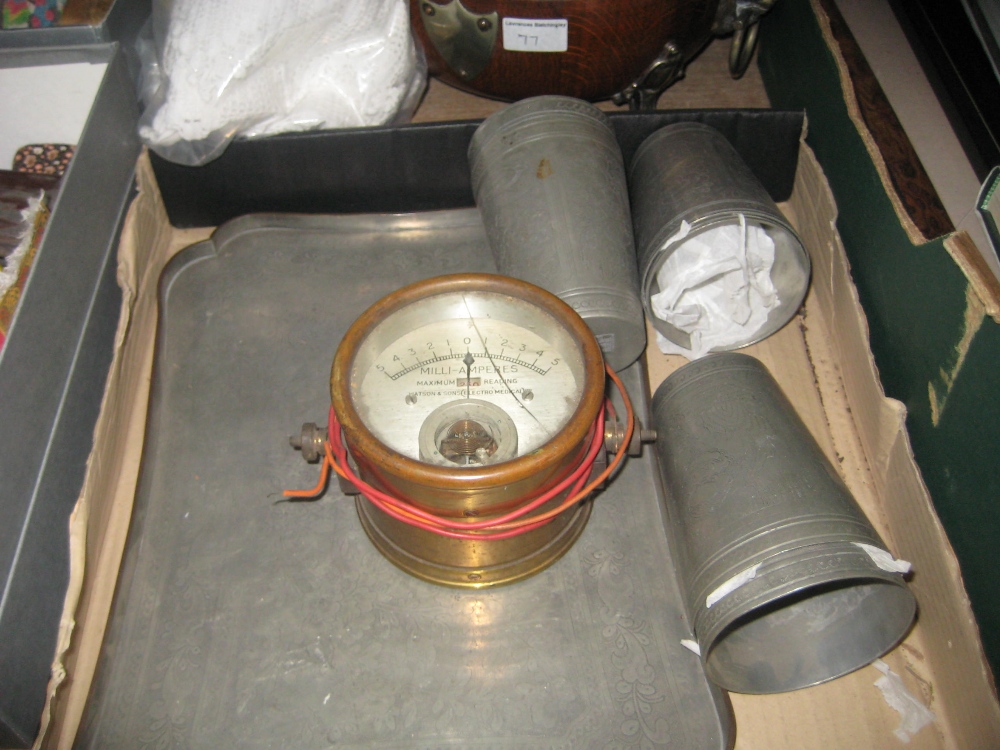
left=323, top=439, right=433, bottom=527
left=282, top=362, right=636, bottom=527
left=282, top=441, right=483, bottom=532
left=282, top=453, right=331, bottom=498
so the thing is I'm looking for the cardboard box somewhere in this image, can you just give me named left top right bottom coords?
left=27, top=97, right=1000, bottom=749
left=759, top=0, right=1000, bottom=693
left=17, top=15, right=1000, bottom=747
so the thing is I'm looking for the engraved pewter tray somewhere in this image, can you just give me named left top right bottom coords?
left=80, top=210, right=731, bottom=749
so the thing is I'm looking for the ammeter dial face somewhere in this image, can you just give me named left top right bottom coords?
left=350, top=288, right=587, bottom=465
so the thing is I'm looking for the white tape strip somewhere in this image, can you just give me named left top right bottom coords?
left=706, top=562, right=761, bottom=609
left=872, top=659, right=935, bottom=743
left=854, top=543, right=912, bottom=574
left=680, top=639, right=702, bottom=656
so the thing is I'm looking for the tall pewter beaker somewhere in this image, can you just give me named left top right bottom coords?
left=652, top=353, right=916, bottom=693
left=629, top=122, right=810, bottom=355
left=468, top=96, right=646, bottom=371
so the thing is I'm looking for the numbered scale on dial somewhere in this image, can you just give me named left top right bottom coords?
left=356, top=297, right=584, bottom=466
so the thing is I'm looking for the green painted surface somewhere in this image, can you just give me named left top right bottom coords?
left=757, top=0, right=1000, bottom=679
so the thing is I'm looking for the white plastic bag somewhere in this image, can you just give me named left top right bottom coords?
left=137, top=0, right=426, bottom=166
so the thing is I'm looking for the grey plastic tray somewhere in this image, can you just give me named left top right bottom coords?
left=80, top=210, right=731, bottom=749
left=0, top=43, right=142, bottom=747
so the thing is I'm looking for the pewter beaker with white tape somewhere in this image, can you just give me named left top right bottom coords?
left=629, top=122, right=810, bottom=359
left=468, top=96, right=646, bottom=371
left=652, top=353, right=916, bottom=693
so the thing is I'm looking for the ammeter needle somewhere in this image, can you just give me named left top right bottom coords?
left=464, top=351, right=474, bottom=399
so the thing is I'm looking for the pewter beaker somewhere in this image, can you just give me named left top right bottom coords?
left=629, top=122, right=810, bottom=355
left=652, top=353, right=916, bottom=693
left=468, top=96, right=646, bottom=371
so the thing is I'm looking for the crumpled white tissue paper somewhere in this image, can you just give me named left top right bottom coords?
left=650, top=215, right=780, bottom=359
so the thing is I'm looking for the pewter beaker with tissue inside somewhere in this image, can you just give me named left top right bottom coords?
left=629, top=122, right=811, bottom=359
left=652, top=353, right=916, bottom=694
left=468, top=96, right=646, bottom=371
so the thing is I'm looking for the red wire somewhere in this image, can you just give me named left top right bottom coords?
left=284, top=362, right=635, bottom=541
left=483, top=366, right=633, bottom=533
left=327, top=405, right=603, bottom=531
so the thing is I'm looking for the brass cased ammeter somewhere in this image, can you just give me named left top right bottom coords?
left=330, top=274, right=608, bottom=587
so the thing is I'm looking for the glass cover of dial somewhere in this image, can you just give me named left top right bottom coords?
left=352, top=292, right=585, bottom=463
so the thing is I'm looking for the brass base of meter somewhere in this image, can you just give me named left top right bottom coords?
left=356, top=497, right=593, bottom=588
